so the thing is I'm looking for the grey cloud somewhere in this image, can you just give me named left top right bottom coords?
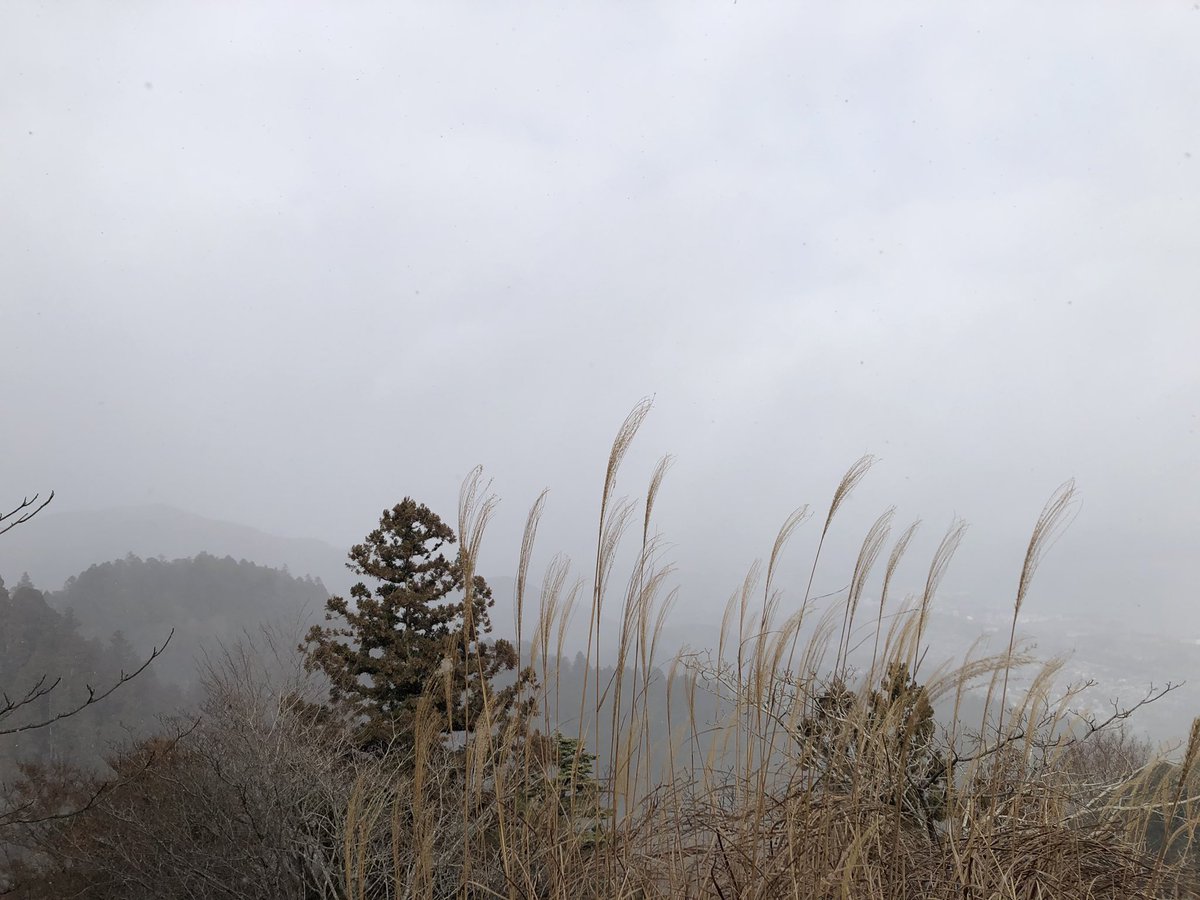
left=2, top=3, right=1197, bottom=637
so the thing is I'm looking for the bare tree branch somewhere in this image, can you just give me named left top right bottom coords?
left=0, top=492, right=53, bottom=537
left=0, top=631, right=174, bottom=737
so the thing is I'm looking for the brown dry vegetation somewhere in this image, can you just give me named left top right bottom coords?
left=4, top=402, right=1200, bottom=899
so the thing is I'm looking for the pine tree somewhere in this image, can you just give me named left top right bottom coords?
left=302, top=498, right=533, bottom=751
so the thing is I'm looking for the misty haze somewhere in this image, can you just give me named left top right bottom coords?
left=2, top=4, right=1198, bottom=898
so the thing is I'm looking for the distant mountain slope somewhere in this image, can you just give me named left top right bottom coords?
left=50, top=553, right=333, bottom=686
left=0, top=503, right=351, bottom=594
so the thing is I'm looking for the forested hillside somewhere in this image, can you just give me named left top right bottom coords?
left=0, top=553, right=332, bottom=787
left=0, top=573, right=177, bottom=780
left=51, top=553, right=330, bottom=685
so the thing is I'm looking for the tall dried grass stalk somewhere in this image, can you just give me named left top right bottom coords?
left=333, top=407, right=1193, bottom=900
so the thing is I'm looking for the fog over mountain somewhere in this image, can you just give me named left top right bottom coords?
left=5, top=502, right=1197, bottom=742
left=2, top=0, right=1198, bottom=763
left=4, top=4, right=1198, bottom=646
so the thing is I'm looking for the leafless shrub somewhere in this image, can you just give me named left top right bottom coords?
left=2, top=627, right=360, bottom=899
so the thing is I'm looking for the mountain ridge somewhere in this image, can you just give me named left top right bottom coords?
left=0, top=503, right=352, bottom=595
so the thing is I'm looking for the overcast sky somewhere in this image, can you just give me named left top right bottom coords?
left=3, top=3, right=1198, bottom=632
